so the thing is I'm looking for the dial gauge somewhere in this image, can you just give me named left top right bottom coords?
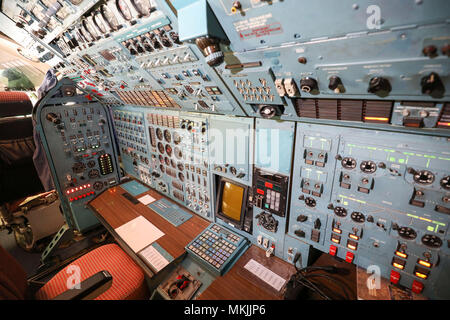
left=131, top=0, right=152, bottom=17
left=83, top=18, right=99, bottom=39
left=70, top=0, right=84, bottom=5
left=100, top=5, right=120, bottom=30
left=78, top=26, right=92, bottom=42
left=116, top=0, right=133, bottom=21
left=93, top=11, right=108, bottom=34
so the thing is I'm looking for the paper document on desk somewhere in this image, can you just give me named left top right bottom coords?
left=115, top=215, right=164, bottom=253
left=244, top=259, right=286, bottom=291
left=138, top=245, right=170, bottom=272
left=138, top=194, right=156, bottom=205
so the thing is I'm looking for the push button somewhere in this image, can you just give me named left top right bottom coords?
left=345, top=251, right=354, bottom=263
left=329, top=245, right=337, bottom=256
left=411, top=280, right=424, bottom=294
left=390, top=270, right=401, bottom=284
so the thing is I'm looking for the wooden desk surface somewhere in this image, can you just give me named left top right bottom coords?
left=198, top=245, right=296, bottom=300
left=88, top=183, right=209, bottom=267
left=89, top=182, right=296, bottom=299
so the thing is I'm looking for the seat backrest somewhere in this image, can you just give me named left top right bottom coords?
left=0, top=91, right=43, bottom=204
left=0, top=245, right=28, bottom=300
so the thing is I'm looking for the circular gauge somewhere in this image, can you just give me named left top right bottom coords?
left=163, top=129, right=171, bottom=143
left=440, top=176, right=450, bottom=190
left=170, top=159, right=176, bottom=168
left=174, top=147, right=183, bottom=159
left=178, top=172, right=185, bottom=182
left=173, top=132, right=181, bottom=145
left=164, top=157, right=170, bottom=166
left=100, top=4, right=120, bottom=30
left=82, top=18, right=99, bottom=39
left=156, top=128, right=163, bottom=140
left=177, top=162, right=184, bottom=171
left=159, top=164, right=165, bottom=173
left=78, top=26, right=91, bottom=42
left=70, top=0, right=84, bottom=5
left=158, top=154, right=164, bottom=163
left=157, top=142, right=165, bottom=154
left=116, top=0, right=133, bottom=21
left=131, top=0, right=152, bottom=17
left=93, top=11, right=108, bottom=34
left=165, top=144, right=173, bottom=157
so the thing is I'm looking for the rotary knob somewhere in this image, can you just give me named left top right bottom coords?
left=368, top=77, right=391, bottom=94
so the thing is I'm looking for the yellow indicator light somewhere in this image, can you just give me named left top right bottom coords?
left=349, top=234, right=359, bottom=241
left=332, top=228, right=342, bottom=234
left=415, top=271, right=428, bottom=279
left=437, top=121, right=450, bottom=127
left=331, top=238, right=340, bottom=244
left=393, top=262, right=405, bottom=270
left=418, top=260, right=431, bottom=268
left=364, top=116, right=389, bottom=122
left=395, top=251, right=408, bottom=259
left=347, top=243, right=357, bottom=251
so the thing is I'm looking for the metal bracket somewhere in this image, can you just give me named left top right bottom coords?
left=40, top=223, right=73, bottom=264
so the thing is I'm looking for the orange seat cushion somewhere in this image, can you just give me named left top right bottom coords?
left=36, top=244, right=148, bottom=300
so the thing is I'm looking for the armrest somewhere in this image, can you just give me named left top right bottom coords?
left=52, top=271, right=113, bottom=300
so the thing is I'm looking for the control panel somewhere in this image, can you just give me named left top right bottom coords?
left=21, top=0, right=450, bottom=299
left=35, top=79, right=120, bottom=232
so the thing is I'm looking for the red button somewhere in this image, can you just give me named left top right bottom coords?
left=345, top=251, right=354, bottom=263
left=329, top=245, right=337, bottom=256
left=257, top=189, right=265, bottom=195
left=411, top=280, right=424, bottom=294
left=265, top=182, right=273, bottom=189
left=390, top=270, right=401, bottom=284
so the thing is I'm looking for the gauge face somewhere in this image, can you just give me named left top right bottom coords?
left=413, top=170, right=435, bottom=185
left=163, top=129, right=171, bottom=143
left=157, top=142, right=165, bottom=154
left=116, top=0, right=133, bottom=21
left=70, top=0, right=84, bottom=5
left=131, top=0, right=152, bottom=16
left=173, top=132, right=181, bottom=144
left=93, top=12, right=107, bottom=34
left=165, top=144, right=173, bottom=157
left=78, top=26, right=92, bottom=42
left=441, top=176, right=450, bottom=190
left=83, top=18, right=99, bottom=39
left=156, top=128, right=163, bottom=140
left=56, top=8, right=69, bottom=20
left=101, top=5, right=120, bottom=30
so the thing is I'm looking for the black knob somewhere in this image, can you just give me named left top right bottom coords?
left=300, top=77, right=318, bottom=93
left=297, top=215, right=308, bottom=222
left=420, top=72, right=445, bottom=97
left=368, top=77, right=391, bottom=94
left=328, top=76, right=343, bottom=93
left=367, top=215, right=374, bottom=223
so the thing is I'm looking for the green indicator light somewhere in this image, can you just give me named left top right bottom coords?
left=423, top=155, right=436, bottom=159
left=389, top=157, right=396, bottom=162
left=384, top=149, right=395, bottom=152
left=407, top=214, right=419, bottom=219
left=398, top=159, right=405, bottom=164
left=403, top=152, right=414, bottom=156
left=426, top=159, right=431, bottom=168
left=432, top=221, right=446, bottom=227
left=368, top=147, right=377, bottom=150
left=438, top=157, right=450, bottom=161
left=427, top=226, right=434, bottom=232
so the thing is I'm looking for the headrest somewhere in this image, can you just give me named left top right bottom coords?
left=0, top=92, right=33, bottom=117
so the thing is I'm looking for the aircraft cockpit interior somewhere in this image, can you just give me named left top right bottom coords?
left=0, top=0, right=449, bottom=310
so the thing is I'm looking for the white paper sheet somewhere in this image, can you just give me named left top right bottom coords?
left=138, top=194, right=156, bottom=205
left=115, top=215, right=164, bottom=253
left=243, top=259, right=287, bottom=291
left=138, top=245, right=170, bottom=272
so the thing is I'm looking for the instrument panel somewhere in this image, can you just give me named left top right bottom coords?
left=26, top=0, right=450, bottom=300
